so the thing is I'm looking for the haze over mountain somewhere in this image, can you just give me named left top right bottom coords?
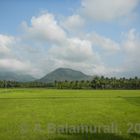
left=39, top=68, right=92, bottom=83
left=0, top=71, right=36, bottom=82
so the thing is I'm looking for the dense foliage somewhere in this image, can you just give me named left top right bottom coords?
left=0, top=76, right=140, bottom=89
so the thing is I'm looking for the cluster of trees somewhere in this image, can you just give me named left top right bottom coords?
left=0, top=81, right=51, bottom=88
left=0, top=76, right=140, bottom=89
left=54, top=80, right=91, bottom=89
left=54, top=76, right=140, bottom=89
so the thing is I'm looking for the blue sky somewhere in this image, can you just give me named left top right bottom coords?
left=0, top=0, right=140, bottom=77
left=0, top=0, right=80, bottom=34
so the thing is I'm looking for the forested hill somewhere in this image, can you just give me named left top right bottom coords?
left=38, top=68, right=92, bottom=83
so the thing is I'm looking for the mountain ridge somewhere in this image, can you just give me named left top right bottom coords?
left=0, top=71, right=36, bottom=82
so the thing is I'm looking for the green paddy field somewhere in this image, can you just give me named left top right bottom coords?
left=0, top=89, right=140, bottom=140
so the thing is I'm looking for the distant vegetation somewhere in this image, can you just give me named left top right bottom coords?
left=0, top=76, right=140, bottom=89
left=0, top=68, right=140, bottom=89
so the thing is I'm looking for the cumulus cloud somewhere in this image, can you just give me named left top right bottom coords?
left=81, top=0, right=139, bottom=21
left=46, top=36, right=108, bottom=75
left=62, top=14, right=85, bottom=33
left=0, top=34, right=37, bottom=76
left=121, top=29, right=140, bottom=76
left=22, top=12, right=66, bottom=44
left=19, top=12, right=140, bottom=77
left=123, top=29, right=139, bottom=53
left=49, top=38, right=97, bottom=62
left=87, top=33, right=120, bottom=53
left=0, top=35, right=15, bottom=55
left=21, top=12, right=107, bottom=76
left=45, top=32, right=122, bottom=76
left=0, top=9, right=139, bottom=78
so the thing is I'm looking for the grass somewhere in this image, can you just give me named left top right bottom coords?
left=0, top=89, right=140, bottom=140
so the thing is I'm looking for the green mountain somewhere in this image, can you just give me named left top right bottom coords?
left=39, top=68, right=92, bottom=83
left=0, top=71, right=36, bottom=82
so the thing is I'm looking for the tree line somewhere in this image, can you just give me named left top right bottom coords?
left=0, top=76, right=140, bottom=89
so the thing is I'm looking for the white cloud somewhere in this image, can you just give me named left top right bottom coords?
left=49, top=38, right=97, bottom=62
left=121, top=29, right=140, bottom=76
left=87, top=33, right=120, bottom=53
left=62, top=14, right=85, bottom=33
left=0, top=34, right=37, bottom=76
left=21, top=12, right=107, bottom=76
left=0, top=58, right=30, bottom=72
left=46, top=35, right=122, bottom=77
left=123, top=29, right=139, bottom=53
left=81, top=0, right=139, bottom=21
left=0, top=34, right=15, bottom=54
left=23, top=12, right=66, bottom=44
left=19, top=13, right=140, bottom=77
left=91, top=65, right=121, bottom=76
